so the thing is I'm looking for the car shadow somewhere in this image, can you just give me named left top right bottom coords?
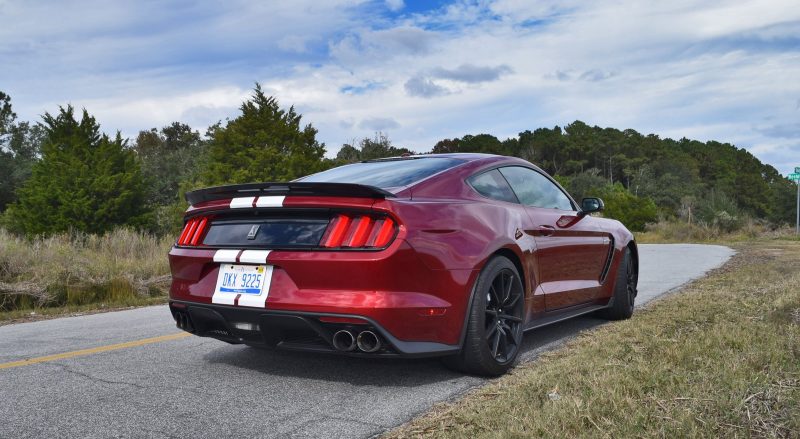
left=202, top=313, right=608, bottom=385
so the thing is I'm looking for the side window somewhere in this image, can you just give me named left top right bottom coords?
left=467, top=169, right=518, bottom=203
left=498, top=166, right=574, bottom=211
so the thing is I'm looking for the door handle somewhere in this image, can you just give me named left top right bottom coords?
left=537, top=225, right=555, bottom=236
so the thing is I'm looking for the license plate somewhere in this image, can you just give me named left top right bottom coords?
left=214, top=264, right=269, bottom=295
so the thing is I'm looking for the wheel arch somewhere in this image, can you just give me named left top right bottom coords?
left=491, top=247, right=526, bottom=293
left=626, top=239, right=639, bottom=278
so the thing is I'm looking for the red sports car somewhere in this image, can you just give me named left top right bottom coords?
left=168, top=153, right=638, bottom=375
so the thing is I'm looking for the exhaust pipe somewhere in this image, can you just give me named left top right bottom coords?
left=174, top=311, right=193, bottom=332
left=356, top=330, right=381, bottom=353
left=332, top=330, right=356, bottom=351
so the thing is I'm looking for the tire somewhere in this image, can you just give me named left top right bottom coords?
left=443, top=255, right=525, bottom=376
left=601, top=248, right=637, bottom=320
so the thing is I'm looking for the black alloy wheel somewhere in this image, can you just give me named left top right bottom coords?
left=484, top=268, right=524, bottom=364
left=443, top=255, right=525, bottom=376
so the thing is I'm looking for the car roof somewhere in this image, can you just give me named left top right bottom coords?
left=364, top=152, right=501, bottom=163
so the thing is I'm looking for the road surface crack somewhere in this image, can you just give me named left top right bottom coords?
left=50, top=362, right=147, bottom=389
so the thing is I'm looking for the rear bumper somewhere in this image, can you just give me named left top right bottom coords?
left=169, top=300, right=459, bottom=358
left=168, top=240, right=478, bottom=346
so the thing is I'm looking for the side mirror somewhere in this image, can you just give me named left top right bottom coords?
left=579, top=197, right=604, bottom=217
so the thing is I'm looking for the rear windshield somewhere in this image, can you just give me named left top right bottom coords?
left=298, top=157, right=464, bottom=189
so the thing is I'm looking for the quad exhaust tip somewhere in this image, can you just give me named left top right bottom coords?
left=174, top=311, right=193, bottom=332
left=332, top=330, right=356, bottom=352
left=332, top=329, right=382, bottom=353
left=356, top=330, right=381, bottom=353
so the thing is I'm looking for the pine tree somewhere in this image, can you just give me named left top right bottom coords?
left=200, top=84, right=326, bottom=186
left=6, top=106, right=148, bottom=235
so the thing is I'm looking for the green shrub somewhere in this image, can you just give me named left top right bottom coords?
left=589, top=183, right=658, bottom=232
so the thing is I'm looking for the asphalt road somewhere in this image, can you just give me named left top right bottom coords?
left=0, top=244, right=734, bottom=439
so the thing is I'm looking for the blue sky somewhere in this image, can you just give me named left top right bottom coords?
left=1, top=0, right=799, bottom=175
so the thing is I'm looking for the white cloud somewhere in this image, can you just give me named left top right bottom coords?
left=329, top=26, right=439, bottom=65
left=359, top=116, right=400, bottom=130
left=385, top=0, right=404, bottom=12
left=277, top=35, right=311, bottom=53
left=404, top=75, right=450, bottom=98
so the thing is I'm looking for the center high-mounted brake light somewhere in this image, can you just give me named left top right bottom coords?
left=321, top=214, right=397, bottom=249
left=177, top=216, right=209, bottom=246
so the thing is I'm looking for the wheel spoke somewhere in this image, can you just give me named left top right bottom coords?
left=486, top=323, right=498, bottom=340
left=505, top=292, right=521, bottom=309
left=497, top=327, right=508, bottom=359
left=499, top=314, right=522, bottom=323
left=491, top=328, right=502, bottom=357
left=495, top=274, right=503, bottom=305
left=503, top=274, right=513, bottom=304
left=489, top=284, right=501, bottom=305
left=503, top=325, right=517, bottom=347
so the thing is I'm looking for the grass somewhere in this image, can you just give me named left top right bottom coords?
left=385, top=241, right=800, bottom=438
left=0, top=228, right=173, bottom=322
left=635, top=219, right=798, bottom=244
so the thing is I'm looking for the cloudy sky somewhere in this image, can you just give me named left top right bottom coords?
left=1, top=0, right=798, bottom=174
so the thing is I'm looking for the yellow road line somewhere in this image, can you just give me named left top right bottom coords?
left=0, top=332, right=191, bottom=370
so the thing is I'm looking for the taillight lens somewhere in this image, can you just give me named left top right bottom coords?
left=177, top=216, right=209, bottom=246
left=321, top=214, right=397, bottom=249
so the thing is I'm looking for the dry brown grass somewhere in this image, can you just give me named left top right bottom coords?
left=636, top=220, right=798, bottom=244
left=0, top=228, right=173, bottom=316
left=385, top=241, right=800, bottom=438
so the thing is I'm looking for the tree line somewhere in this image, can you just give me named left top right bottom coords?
left=0, top=86, right=795, bottom=236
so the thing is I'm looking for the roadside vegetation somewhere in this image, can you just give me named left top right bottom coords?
left=0, top=87, right=797, bottom=316
left=637, top=220, right=800, bottom=244
left=0, top=228, right=171, bottom=322
left=385, top=240, right=800, bottom=438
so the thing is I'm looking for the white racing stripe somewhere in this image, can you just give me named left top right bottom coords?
left=239, top=250, right=271, bottom=264
left=213, top=249, right=240, bottom=263
left=230, top=197, right=256, bottom=208
left=255, top=196, right=285, bottom=207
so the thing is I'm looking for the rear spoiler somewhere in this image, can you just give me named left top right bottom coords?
left=185, top=182, right=396, bottom=205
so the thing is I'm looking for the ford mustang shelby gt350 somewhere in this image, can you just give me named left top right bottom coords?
left=168, top=153, right=638, bottom=375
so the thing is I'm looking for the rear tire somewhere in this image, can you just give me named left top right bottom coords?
left=601, top=248, right=637, bottom=320
left=443, top=256, right=525, bottom=376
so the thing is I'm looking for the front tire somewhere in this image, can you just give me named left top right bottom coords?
left=443, top=256, right=525, bottom=376
left=601, top=248, right=637, bottom=320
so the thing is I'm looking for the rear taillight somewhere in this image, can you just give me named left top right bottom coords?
left=320, top=214, right=397, bottom=249
left=177, top=216, right=209, bottom=246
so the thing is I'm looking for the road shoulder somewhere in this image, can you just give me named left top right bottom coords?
left=384, top=241, right=800, bottom=438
